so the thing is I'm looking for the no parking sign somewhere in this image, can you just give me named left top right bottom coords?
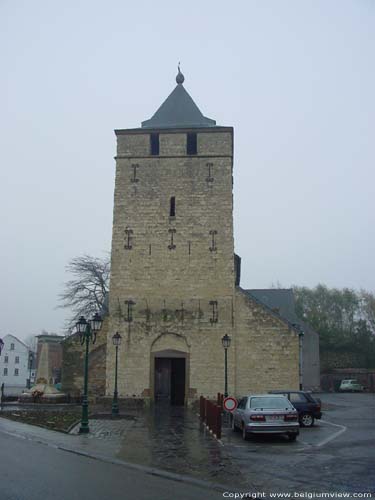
left=223, top=396, right=238, bottom=412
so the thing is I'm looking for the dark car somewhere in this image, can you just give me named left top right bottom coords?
left=269, top=390, right=322, bottom=427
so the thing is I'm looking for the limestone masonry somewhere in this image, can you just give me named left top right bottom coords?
left=102, top=69, right=301, bottom=405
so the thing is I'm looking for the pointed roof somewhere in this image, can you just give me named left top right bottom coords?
left=141, top=66, right=216, bottom=129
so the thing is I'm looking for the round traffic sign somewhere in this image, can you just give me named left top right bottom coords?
left=223, top=396, right=238, bottom=412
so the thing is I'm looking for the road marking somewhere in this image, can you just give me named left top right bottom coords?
left=224, top=419, right=347, bottom=450
left=315, top=419, right=347, bottom=447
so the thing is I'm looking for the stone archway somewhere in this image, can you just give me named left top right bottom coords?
left=150, top=333, right=190, bottom=405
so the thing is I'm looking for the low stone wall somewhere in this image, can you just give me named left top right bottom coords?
left=321, top=369, right=375, bottom=392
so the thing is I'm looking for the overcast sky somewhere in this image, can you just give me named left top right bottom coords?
left=1, top=0, right=374, bottom=340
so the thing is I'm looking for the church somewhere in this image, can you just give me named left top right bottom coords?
left=101, top=67, right=314, bottom=406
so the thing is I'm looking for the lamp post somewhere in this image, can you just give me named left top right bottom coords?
left=221, top=334, right=231, bottom=398
left=76, top=313, right=103, bottom=434
left=297, top=327, right=304, bottom=391
left=292, top=323, right=304, bottom=390
left=111, top=332, right=122, bottom=416
left=28, top=352, right=33, bottom=389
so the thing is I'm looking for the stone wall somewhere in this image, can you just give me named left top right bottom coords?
left=234, top=289, right=300, bottom=396
left=321, top=369, right=375, bottom=392
left=103, top=126, right=300, bottom=403
left=107, top=128, right=236, bottom=401
left=61, top=318, right=108, bottom=400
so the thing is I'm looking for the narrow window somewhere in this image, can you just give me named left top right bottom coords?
left=4, top=355, right=8, bottom=364
left=10, top=343, right=14, bottom=350
left=150, top=133, right=159, bottom=155
left=15, top=356, right=19, bottom=364
left=187, top=133, right=197, bottom=155
left=3, top=368, right=8, bottom=376
left=170, top=196, right=176, bottom=217
left=14, top=368, right=19, bottom=376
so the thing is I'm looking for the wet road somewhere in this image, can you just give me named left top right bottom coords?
left=222, top=393, right=375, bottom=495
left=115, top=403, right=243, bottom=486
left=1, top=394, right=373, bottom=497
left=0, top=429, right=222, bottom=500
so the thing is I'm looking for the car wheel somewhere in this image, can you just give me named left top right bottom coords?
left=300, top=413, right=314, bottom=427
left=242, top=423, right=249, bottom=441
left=288, top=433, right=297, bottom=442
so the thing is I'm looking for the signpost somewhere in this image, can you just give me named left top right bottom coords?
left=223, top=396, right=238, bottom=412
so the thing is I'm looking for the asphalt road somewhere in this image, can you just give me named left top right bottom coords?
left=0, top=430, right=222, bottom=500
left=221, top=392, right=375, bottom=495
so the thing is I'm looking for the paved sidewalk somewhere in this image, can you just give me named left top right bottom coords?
left=70, top=417, right=135, bottom=440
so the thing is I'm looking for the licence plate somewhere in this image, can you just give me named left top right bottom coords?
left=267, top=415, right=282, bottom=421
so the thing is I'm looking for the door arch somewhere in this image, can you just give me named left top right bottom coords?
left=150, top=334, right=190, bottom=405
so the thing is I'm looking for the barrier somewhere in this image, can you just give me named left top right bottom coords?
left=199, top=395, right=222, bottom=439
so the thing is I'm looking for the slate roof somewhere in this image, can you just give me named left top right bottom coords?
left=245, top=289, right=299, bottom=322
left=244, top=289, right=317, bottom=335
left=141, top=68, right=216, bottom=129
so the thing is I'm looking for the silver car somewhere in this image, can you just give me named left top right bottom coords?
left=232, top=394, right=299, bottom=441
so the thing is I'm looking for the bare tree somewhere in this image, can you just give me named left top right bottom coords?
left=58, top=254, right=110, bottom=332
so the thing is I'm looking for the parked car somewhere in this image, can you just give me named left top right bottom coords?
left=269, top=390, right=322, bottom=427
left=232, top=394, right=299, bottom=441
left=338, top=379, right=364, bottom=392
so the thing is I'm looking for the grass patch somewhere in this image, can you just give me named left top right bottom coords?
left=1, top=409, right=82, bottom=433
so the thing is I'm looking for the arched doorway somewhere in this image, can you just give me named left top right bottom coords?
left=150, top=334, right=190, bottom=406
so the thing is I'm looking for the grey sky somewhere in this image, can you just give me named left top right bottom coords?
left=1, top=1, right=374, bottom=339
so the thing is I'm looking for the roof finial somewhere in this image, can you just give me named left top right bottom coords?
left=176, top=62, right=185, bottom=85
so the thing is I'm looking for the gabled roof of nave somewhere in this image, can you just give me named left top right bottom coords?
left=245, top=289, right=318, bottom=335
left=141, top=65, right=216, bottom=129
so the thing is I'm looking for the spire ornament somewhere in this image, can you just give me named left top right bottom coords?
left=176, top=62, right=185, bottom=85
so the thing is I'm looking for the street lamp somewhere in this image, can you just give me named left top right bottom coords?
left=111, top=332, right=122, bottom=416
left=28, top=352, right=33, bottom=389
left=76, top=313, right=103, bottom=434
left=292, top=323, right=304, bottom=390
left=221, top=334, right=231, bottom=398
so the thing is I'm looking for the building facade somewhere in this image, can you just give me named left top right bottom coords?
left=0, top=334, right=35, bottom=395
left=104, top=68, right=301, bottom=405
left=245, top=289, right=320, bottom=390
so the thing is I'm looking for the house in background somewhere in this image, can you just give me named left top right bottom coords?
left=244, top=289, right=320, bottom=390
left=0, top=334, right=36, bottom=395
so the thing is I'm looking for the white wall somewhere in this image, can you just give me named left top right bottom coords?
left=0, top=334, right=34, bottom=394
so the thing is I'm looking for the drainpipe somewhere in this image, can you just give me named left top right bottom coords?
left=298, top=327, right=304, bottom=390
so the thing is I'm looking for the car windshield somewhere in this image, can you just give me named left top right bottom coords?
left=250, top=397, right=292, bottom=410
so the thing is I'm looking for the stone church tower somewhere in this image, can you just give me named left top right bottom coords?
left=106, top=68, right=300, bottom=405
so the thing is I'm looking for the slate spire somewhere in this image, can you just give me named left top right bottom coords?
left=141, top=65, right=216, bottom=129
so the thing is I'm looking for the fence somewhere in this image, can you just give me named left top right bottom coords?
left=199, top=394, right=222, bottom=439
